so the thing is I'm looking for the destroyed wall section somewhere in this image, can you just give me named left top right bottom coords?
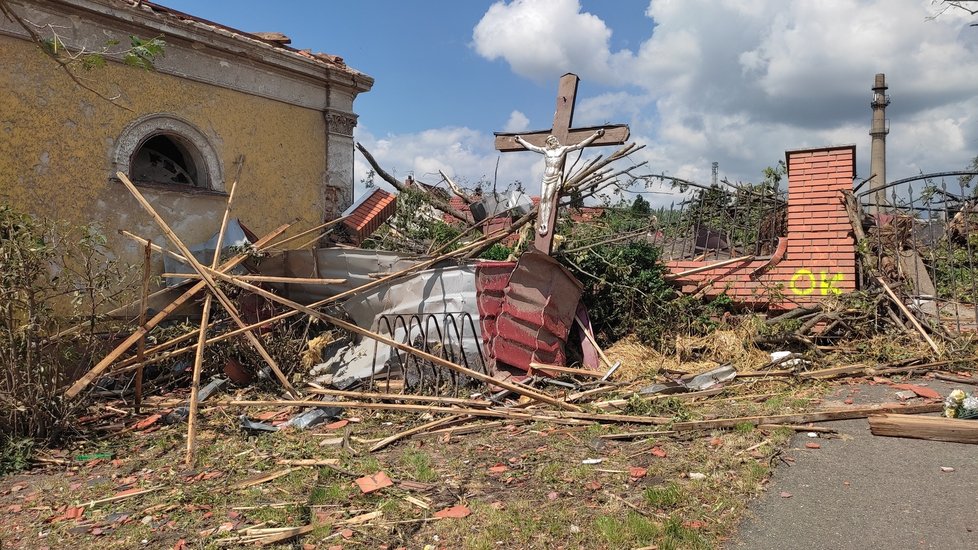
left=0, top=0, right=372, bottom=270
left=667, top=145, right=858, bottom=309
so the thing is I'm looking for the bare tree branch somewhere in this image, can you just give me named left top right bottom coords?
left=355, top=141, right=472, bottom=223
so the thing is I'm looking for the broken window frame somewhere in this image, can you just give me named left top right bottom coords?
left=112, top=113, right=225, bottom=195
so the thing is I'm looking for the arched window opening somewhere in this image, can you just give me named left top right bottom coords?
left=131, top=134, right=202, bottom=187
left=113, top=114, right=224, bottom=193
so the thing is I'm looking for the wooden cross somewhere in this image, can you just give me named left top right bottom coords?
left=495, top=73, right=629, bottom=254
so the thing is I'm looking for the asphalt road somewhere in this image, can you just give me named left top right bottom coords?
left=729, top=380, right=978, bottom=550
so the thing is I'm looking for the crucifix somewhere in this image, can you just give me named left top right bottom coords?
left=495, top=73, right=629, bottom=254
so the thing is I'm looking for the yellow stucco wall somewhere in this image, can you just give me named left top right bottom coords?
left=0, top=35, right=327, bottom=270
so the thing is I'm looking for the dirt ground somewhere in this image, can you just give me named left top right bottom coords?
left=0, top=346, right=973, bottom=550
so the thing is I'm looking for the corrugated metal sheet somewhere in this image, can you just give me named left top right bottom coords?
left=310, top=264, right=482, bottom=388
left=491, top=250, right=583, bottom=370
left=258, top=248, right=419, bottom=303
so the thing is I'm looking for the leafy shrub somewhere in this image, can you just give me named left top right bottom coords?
left=1, top=204, right=135, bottom=441
left=559, top=240, right=677, bottom=346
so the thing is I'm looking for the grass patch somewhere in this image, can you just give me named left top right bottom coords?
left=595, top=511, right=659, bottom=547
left=401, top=448, right=438, bottom=482
left=644, top=482, right=684, bottom=509
left=660, top=515, right=711, bottom=550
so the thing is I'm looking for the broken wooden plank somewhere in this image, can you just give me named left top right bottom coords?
left=672, top=402, right=944, bottom=432
left=592, top=387, right=725, bottom=410
left=529, top=361, right=606, bottom=378
left=306, top=388, right=492, bottom=408
left=868, top=414, right=978, bottom=444
left=757, top=424, right=837, bottom=434
left=231, top=468, right=296, bottom=490
left=274, top=459, right=340, bottom=467
left=369, top=415, right=467, bottom=453
left=229, top=399, right=669, bottom=425
left=933, top=373, right=978, bottom=385
left=79, top=485, right=164, bottom=508
left=187, top=168, right=240, bottom=466
left=796, top=364, right=868, bottom=379
left=255, top=525, right=315, bottom=546
left=598, top=430, right=676, bottom=440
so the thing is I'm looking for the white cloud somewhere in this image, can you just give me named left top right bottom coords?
left=472, top=0, right=632, bottom=84
left=471, top=0, right=978, bottom=188
left=503, top=110, right=530, bottom=132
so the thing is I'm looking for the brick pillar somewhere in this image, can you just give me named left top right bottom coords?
left=771, top=145, right=858, bottom=306
left=664, top=144, right=858, bottom=309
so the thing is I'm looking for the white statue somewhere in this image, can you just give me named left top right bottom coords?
left=515, top=129, right=604, bottom=236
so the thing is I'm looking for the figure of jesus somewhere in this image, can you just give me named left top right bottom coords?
left=514, top=128, right=604, bottom=236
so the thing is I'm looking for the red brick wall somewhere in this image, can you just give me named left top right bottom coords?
left=666, top=145, right=857, bottom=309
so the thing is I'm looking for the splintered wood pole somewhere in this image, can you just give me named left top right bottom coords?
left=187, top=161, right=241, bottom=465
left=115, top=172, right=299, bottom=398
left=493, top=73, right=629, bottom=254
left=134, top=239, right=152, bottom=414
left=63, top=223, right=291, bottom=399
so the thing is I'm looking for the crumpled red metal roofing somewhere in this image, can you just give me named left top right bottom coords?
left=489, top=250, right=583, bottom=370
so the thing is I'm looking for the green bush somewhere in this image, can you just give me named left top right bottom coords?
left=1, top=204, right=134, bottom=442
left=560, top=240, right=677, bottom=346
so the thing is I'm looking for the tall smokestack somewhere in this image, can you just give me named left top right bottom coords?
left=869, top=73, right=890, bottom=213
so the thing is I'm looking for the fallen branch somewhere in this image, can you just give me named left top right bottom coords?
left=356, top=142, right=471, bottom=223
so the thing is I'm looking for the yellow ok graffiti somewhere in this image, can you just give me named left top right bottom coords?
left=790, top=269, right=844, bottom=296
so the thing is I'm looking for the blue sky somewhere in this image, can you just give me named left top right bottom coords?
left=158, top=1, right=978, bottom=204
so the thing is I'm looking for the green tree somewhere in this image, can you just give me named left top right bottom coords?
left=631, top=194, right=651, bottom=216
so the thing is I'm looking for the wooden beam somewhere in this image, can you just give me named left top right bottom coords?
left=369, top=415, right=467, bottom=452
left=672, top=402, right=944, bottom=432
left=528, top=362, right=605, bottom=378
left=206, top=268, right=579, bottom=411
left=115, top=172, right=299, bottom=398
left=229, top=399, right=669, bottom=424
left=63, top=223, right=291, bottom=399
left=869, top=414, right=978, bottom=444
left=305, top=388, right=492, bottom=408
left=161, top=273, right=347, bottom=285
left=494, top=125, right=630, bottom=152
left=134, top=239, right=152, bottom=414
left=188, top=166, right=240, bottom=465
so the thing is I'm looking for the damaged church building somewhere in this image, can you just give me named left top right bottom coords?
left=0, top=0, right=373, bottom=271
